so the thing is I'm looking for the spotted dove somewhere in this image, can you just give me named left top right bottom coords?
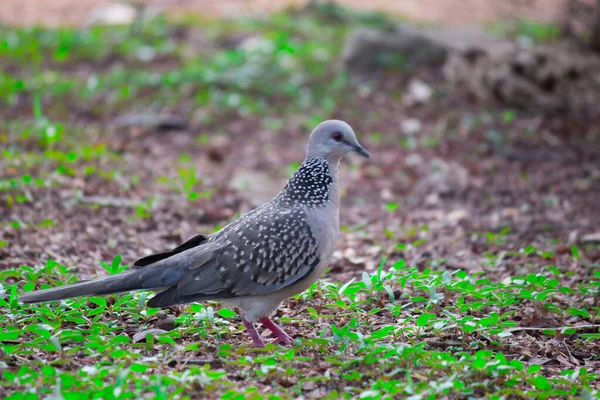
left=20, top=120, right=370, bottom=347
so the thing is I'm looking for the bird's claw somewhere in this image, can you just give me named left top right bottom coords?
left=271, top=334, right=294, bottom=346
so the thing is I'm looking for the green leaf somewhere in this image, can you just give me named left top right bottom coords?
left=528, top=364, right=541, bottom=374
left=384, top=202, right=398, bottom=211
left=370, top=326, right=394, bottom=339
left=509, top=360, right=524, bottom=371
left=306, top=307, right=318, bottom=318
left=534, top=375, right=552, bottom=390
left=545, top=279, right=560, bottom=288
left=130, top=363, right=148, bottom=373
left=89, top=297, right=106, bottom=308
left=548, top=266, right=561, bottom=276
left=112, top=254, right=122, bottom=271
left=571, top=245, right=580, bottom=259
left=580, top=333, right=600, bottom=339
left=41, top=366, right=55, bottom=377
left=520, top=289, right=533, bottom=299
left=339, top=278, right=356, bottom=295
left=216, top=308, right=236, bottom=318
left=392, top=259, right=406, bottom=270
left=158, top=336, right=176, bottom=345
left=33, top=92, right=43, bottom=120
left=416, top=313, right=435, bottom=327
left=559, top=286, right=575, bottom=295
left=566, top=308, right=591, bottom=318
left=9, top=284, right=17, bottom=308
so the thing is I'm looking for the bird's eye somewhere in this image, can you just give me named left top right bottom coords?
left=332, top=131, right=343, bottom=142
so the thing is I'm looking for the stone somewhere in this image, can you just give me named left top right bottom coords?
left=404, top=80, right=433, bottom=106
left=342, top=24, right=499, bottom=71
left=401, top=118, right=423, bottom=135
left=87, top=2, right=137, bottom=26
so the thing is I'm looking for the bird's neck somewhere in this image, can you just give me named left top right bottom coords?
left=279, top=157, right=338, bottom=207
left=326, top=158, right=341, bottom=209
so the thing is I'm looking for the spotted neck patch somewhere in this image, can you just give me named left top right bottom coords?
left=278, top=157, right=333, bottom=207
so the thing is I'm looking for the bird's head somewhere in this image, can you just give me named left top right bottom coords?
left=306, top=119, right=370, bottom=161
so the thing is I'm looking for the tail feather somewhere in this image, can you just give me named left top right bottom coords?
left=20, top=269, right=163, bottom=304
left=20, top=242, right=214, bottom=305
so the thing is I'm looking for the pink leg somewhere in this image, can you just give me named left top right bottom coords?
left=242, top=317, right=265, bottom=348
left=260, top=317, right=294, bottom=345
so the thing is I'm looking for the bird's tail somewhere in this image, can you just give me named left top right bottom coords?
left=19, top=267, right=176, bottom=304
left=19, top=237, right=212, bottom=304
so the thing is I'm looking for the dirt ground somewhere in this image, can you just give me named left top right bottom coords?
left=2, top=66, right=599, bottom=282
left=0, top=0, right=566, bottom=27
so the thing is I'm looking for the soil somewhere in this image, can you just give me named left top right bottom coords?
left=2, top=65, right=599, bottom=283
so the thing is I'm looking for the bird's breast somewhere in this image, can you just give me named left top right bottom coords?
left=307, top=202, right=339, bottom=269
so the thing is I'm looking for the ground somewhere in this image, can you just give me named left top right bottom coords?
left=1, top=3, right=600, bottom=400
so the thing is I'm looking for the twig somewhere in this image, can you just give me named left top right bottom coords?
left=563, top=338, right=574, bottom=361
left=439, top=323, right=597, bottom=333
left=169, top=358, right=223, bottom=368
left=78, top=196, right=141, bottom=208
left=504, top=324, right=598, bottom=333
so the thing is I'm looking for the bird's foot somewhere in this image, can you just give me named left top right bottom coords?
left=270, top=337, right=293, bottom=346
left=260, top=317, right=294, bottom=346
left=242, top=317, right=265, bottom=348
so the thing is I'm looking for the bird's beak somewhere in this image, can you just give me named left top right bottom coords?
left=352, top=143, right=371, bottom=158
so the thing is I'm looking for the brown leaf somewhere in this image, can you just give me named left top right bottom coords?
left=556, top=354, right=574, bottom=367
left=528, top=356, right=553, bottom=365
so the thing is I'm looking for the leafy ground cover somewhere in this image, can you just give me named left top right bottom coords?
left=1, top=5, right=600, bottom=399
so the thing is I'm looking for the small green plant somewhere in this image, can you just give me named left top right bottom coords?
left=100, top=254, right=128, bottom=275
left=487, top=19, right=561, bottom=43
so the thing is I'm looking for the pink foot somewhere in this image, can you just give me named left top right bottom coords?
left=260, top=317, right=294, bottom=345
left=242, top=317, right=265, bottom=348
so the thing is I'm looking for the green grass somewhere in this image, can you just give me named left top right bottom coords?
left=2, top=254, right=599, bottom=398
left=486, top=19, right=561, bottom=44
left=0, top=11, right=354, bottom=121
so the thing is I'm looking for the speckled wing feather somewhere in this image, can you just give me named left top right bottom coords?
left=216, top=207, right=320, bottom=293
left=147, top=158, right=333, bottom=307
left=151, top=204, right=321, bottom=304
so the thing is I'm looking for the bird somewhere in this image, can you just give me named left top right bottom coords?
left=20, top=119, right=370, bottom=348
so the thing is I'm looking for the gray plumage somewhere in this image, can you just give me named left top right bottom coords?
left=20, top=119, right=370, bottom=347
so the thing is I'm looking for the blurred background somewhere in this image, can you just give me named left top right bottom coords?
left=0, top=0, right=567, bottom=26
left=1, top=0, right=599, bottom=280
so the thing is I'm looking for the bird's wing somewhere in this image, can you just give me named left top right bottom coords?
left=133, top=234, right=209, bottom=267
left=147, top=207, right=320, bottom=307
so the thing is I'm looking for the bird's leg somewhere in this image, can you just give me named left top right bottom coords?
left=260, top=317, right=294, bottom=345
left=242, top=317, right=265, bottom=348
